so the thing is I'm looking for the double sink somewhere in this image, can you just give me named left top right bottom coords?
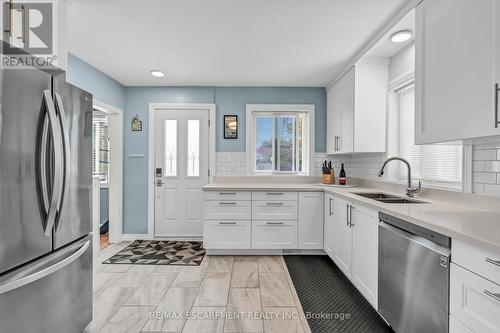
left=353, top=193, right=427, bottom=204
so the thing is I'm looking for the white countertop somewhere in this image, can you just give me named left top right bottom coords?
left=203, top=182, right=500, bottom=253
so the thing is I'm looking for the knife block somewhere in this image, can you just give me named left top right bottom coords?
left=322, top=169, right=335, bottom=184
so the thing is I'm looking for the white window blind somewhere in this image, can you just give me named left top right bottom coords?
left=92, top=111, right=110, bottom=184
left=396, top=85, right=462, bottom=186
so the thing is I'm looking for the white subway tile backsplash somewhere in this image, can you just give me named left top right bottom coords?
left=472, top=183, right=485, bottom=194
left=473, top=172, right=497, bottom=184
left=484, top=184, right=500, bottom=196
left=484, top=161, right=500, bottom=172
left=473, top=161, right=485, bottom=172
left=473, top=149, right=497, bottom=161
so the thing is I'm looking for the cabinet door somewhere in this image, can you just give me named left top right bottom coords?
left=339, top=68, right=355, bottom=153
left=416, top=0, right=499, bottom=143
left=351, top=204, right=378, bottom=309
left=323, top=194, right=335, bottom=258
left=298, top=192, right=324, bottom=249
left=326, top=86, right=339, bottom=155
left=333, top=198, right=352, bottom=277
left=252, top=220, right=298, bottom=249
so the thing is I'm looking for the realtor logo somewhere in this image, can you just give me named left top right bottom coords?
left=2, top=1, right=53, bottom=55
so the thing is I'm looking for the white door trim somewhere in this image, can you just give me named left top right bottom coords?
left=93, top=99, right=124, bottom=244
left=148, top=103, right=216, bottom=239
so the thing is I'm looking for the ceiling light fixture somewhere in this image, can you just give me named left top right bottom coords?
left=151, top=70, right=165, bottom=77
left=390, top=30, right=412, bottom=43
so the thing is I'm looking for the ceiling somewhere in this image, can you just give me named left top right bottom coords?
left=68, top=0, right=409, bottom=87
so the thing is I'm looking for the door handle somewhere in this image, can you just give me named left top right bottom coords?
left=219, top=202, right=236, bottom=205
left=334, top=136, right=338, bottom=151
left=346, top=204, right=349, bottom=226
left=484, top=290, right=500, bottom=303
left=0, top=239, right=89, bottom=295
left=266, top=222, right=284, bottom=225
left=218, top=222, right=236, bottom=225
left=328, top=197, right=332, bottom=216
left=266, top=192, right=284, bottom=195
left=40, top=90, right=64, bottom=236
left=495, top=83, right=499, bottom=128
left=266, top=202, right=284, bottom=206
left=54, top=93, right=71, bottom=229
left=219, top=192, right=237, bottom=195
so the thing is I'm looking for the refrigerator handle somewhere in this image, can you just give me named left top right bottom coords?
left=54, top=93, right=70, bottom=228
left=41, top=90, right=64, bottom=236
left=0, top=240, right=90, bottom=295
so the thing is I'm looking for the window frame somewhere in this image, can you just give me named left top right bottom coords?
left=386, top=74, right=464, bottom=191
left=92, top=110, right=110, bottom=185
left=245, top=104, right=315, bottom=176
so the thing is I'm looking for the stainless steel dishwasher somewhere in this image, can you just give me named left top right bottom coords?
left=378, top=212, right=451, bottom=333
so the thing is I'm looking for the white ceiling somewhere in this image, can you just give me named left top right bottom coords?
left=68, top=0, right=409, bottom=86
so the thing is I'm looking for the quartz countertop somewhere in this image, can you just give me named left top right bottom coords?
left=202, top=182, right=500, bottom=253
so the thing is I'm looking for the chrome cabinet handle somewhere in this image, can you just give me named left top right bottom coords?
left=346, top=204, right=349, bottom=226
left=17, top=5, right=26, bottom=44
left=4, top=0, right=12, bottom=35
left=219, top=192, right=236, bottom=195
left=266, top=202, right=284, bottom=206
left=486, top=258, right=500, bottom=267
left=54, top=93, right=70, bottom=229
left=266, top=222, right=284, bottom=225
left=328, top=197, right=333, bottom=216
left=266, top=192, right=283, bottom=195
left=219, top=222, right=236, bottom=225
left=349, top=205, right=355, bottom=227
left=334, top=136, right=338, bottom=151
left=219, top=202, right=236, bottom=205
left=495, top=83, right=499, bottom=128
left=484, top=290, right=500, bottom=303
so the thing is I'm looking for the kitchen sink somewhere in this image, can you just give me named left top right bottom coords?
left=353, top=192, right=427, bottom=204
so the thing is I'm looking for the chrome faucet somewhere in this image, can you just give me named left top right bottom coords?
left=377, top=157, right=421, bottom=197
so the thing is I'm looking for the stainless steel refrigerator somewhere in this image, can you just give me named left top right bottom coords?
left=0, top=64, right=93, bottom=333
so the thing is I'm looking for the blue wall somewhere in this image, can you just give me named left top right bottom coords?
left=67, top=54, right=326, bottom=234
left=66, top=54, right=126, bottom=110
left=215, top=87, right=326, bottom=152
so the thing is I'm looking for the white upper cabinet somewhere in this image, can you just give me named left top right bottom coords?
left=327, top=64, right=388, bottom=154
left=415, top=0, right=500, bottom=143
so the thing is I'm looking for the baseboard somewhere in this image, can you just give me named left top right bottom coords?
left=122, top=234, right=203, bottom=242
left=206, top=249, right=328, bottom=256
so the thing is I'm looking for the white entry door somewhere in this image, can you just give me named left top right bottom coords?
left=154, top=109, right=209, bottom=237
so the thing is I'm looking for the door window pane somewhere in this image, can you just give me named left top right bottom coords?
left=164, top=120, right=177, bottom=176
left=255, top=117, right=273, bottom=171
left=187, top=120, right=200, bottom=177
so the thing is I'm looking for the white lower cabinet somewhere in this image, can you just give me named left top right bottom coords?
left=323, top=194, right=335, bottom=258
left=450, top=263, right=500, bottom=333
left=351, top=204, right=378, bottom=309
left=252, top=220, right=297, bottom=249
left=203, top=220, right=251, bottom=249
left=203, top=200, right=251, bottom=220
left=298, top=192, right=324, bottom=249
left=333, top=197, right=352, bottom=277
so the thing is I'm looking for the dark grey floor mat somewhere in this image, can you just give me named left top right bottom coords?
left=284, top=255, right=393, bottom=333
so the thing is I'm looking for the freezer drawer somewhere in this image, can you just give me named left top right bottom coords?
left=0, top=236, right=92, bottom=333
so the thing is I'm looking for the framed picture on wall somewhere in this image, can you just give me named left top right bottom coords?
left=224, top=115, right=238, bottom=139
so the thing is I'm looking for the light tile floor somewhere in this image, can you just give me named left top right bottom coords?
left=86, top=242, right=311, bottom=333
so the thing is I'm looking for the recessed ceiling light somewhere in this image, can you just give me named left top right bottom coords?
left=151, top=70, right=165, bottom=77
left=390, top=30, right=412, bottom=43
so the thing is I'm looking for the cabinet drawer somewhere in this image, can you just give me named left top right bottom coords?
left=204, top=191, right=251, bottom=201
left=450, top=315, right=473, bottom=333
left=203, top=220, right=251, bottom=249
left=252, top=221, right=297, bottom=249
left=252, top=191, right=298, bottom=201
left=203, top=201, right=251, bottom=220
left=452, top=240, right=500, bottom=284
left=450, top=263, right=500, bottom=333
left=252, top=201, right=298, bottom=220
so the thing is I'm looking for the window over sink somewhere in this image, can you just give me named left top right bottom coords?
left=387, top=82, right=463, bottom=190
left=246, top=104, right=315, bottom=176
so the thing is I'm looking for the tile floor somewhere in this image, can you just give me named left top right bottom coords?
left=86, top=242, right=311, bottom=333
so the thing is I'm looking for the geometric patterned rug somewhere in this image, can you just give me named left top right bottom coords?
left=102, top=240, right=206, bottom=266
